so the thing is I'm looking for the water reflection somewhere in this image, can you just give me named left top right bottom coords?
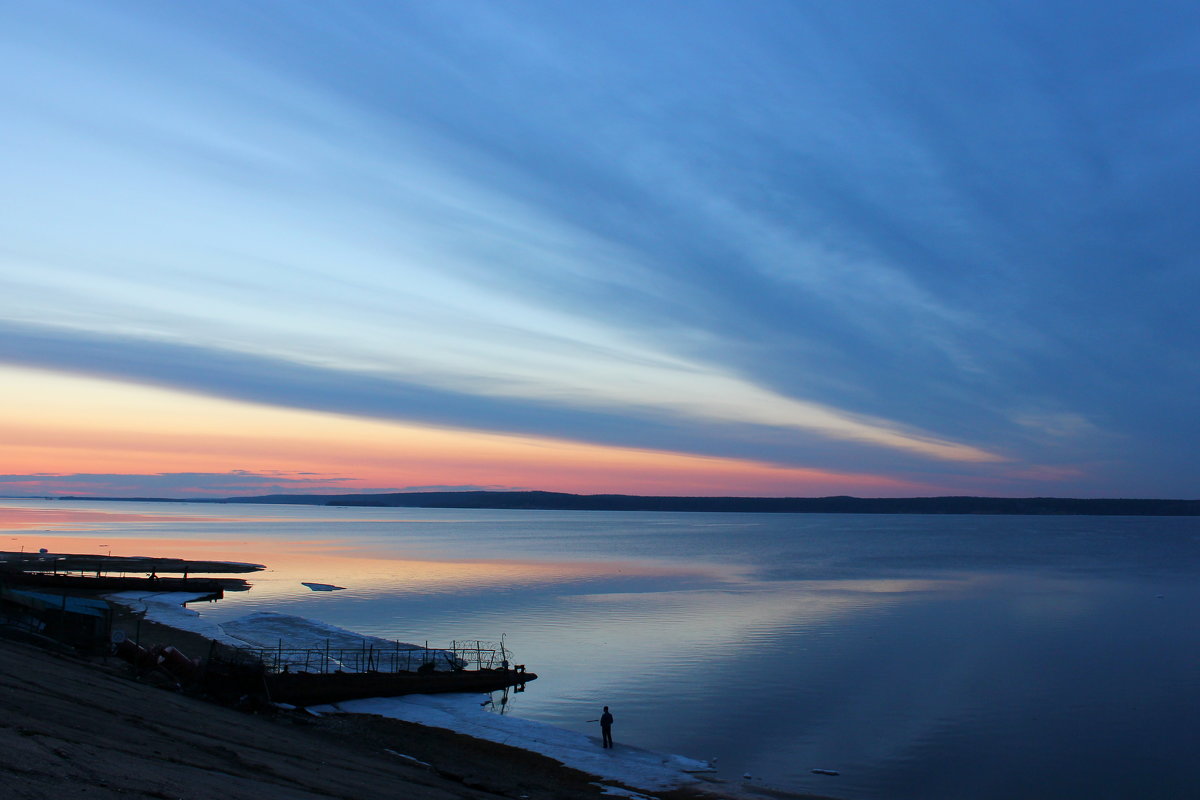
left=0, top=505, right=232, bottom=530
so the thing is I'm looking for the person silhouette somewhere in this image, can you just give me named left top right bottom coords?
left=600, top=705, right=614, bottom=748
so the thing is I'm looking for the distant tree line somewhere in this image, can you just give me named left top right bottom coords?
left=216, top=491, right=1200, bottom=515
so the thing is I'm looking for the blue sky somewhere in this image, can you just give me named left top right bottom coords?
left=1, top=0, right=1198, bottom=497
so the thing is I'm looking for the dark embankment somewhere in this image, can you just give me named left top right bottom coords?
left=0, top=627, right=832, bottom=800
left=0, top=631, right=610, bottom=800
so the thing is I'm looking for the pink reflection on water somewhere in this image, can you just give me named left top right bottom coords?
left=0, top=506, right=231, bottom=530
left=235, top=544, right=723, bottom=603
left=0, top=529, right=720, bottom=598
left=0, top=504, right=354, bottom=534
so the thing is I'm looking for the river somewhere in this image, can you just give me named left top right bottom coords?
left=2, top=499, right=1196, bottom=799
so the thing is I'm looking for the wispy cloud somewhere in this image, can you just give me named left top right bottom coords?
left=0, top=470, right=367, bottom=498
left=0, top=320, right=1000, bottom=473
left=0, top=470, right=525, bottom=498
left=0, top=1, right=1197, bottom=496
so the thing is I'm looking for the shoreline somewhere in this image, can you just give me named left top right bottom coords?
left=0, top=631, right=607, bottom=800
left=104, top=592, right=733, bottom=793
left=0, top=608, right=836, bottom=800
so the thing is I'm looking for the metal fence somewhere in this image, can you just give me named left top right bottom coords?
left=238, top=639, right=510, bottom=675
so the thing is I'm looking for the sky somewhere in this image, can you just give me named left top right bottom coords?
left=1, top=0, right=1197, bottom=499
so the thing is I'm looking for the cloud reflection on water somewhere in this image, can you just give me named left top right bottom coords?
left=4, top=501, right=1194, bottom=798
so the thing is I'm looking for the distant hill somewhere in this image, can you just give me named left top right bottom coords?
left=216, top=491, right=1200, bottom=515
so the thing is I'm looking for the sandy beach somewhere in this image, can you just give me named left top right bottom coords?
left=0, top=618, right=834, bottom=800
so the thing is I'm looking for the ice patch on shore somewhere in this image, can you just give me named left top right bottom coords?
left=221, top=611, right=399, bottom=649
left=105, top=594, right=458, bottom=666
left=220, top=611, right=461, bottom=670
left=106, top=593, right=715, bottom=792
left=107, top=592, right=231, bottom=641
left=315, top=693, right=715, bottom=792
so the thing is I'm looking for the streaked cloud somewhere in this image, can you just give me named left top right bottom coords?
left=0, top=470, right=378, bottom=498
left=1, top=0, right=1196, bottom=497
left=0, top=320, right=1000, bottom=470
left=0, top=365, right=927, bottom=498
left=0, top=470, right=520, bottom=498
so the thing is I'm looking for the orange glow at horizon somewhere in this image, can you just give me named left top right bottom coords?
left=0, top=365, right=929, bottom=496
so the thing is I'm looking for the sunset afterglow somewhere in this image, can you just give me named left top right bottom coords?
left=1, top=3, right=1195, bottom=499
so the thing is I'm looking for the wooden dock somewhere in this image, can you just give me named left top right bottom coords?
left=0, top=551, right=264, bottom=594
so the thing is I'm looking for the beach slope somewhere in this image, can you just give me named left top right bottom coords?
left=0, top=634, right=614, bottom=800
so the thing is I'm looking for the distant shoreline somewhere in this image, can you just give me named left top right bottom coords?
left=9, top=491, right=1200, bottom=516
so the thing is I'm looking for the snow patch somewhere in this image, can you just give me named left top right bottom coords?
left=218, top=611, right=460, bottom=669
left=315, top=693, right=713, bottom=792
left=106, top=596, right=458, bottom=667
left=106, top=592, right=231, bottom=641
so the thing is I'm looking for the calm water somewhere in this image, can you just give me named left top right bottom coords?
left=3, top=499, right=1197, bottom=799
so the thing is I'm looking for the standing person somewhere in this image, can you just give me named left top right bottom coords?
left=600, top=706, right=614, bottom=748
